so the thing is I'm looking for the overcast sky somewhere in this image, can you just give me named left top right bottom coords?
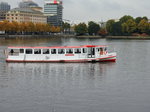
left=1, top=0, right=150, bottom=23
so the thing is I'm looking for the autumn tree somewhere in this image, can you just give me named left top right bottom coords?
left=26, top=22, right=35, bottom=33
left=98, top=28, right=108, bottom=37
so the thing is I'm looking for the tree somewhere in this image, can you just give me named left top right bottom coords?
left=74, top=23, right=88, bottom=35
left=62, top=22, right=71, bottom=34
left=120, top=15, right=134, bottom=24
left=135, top=17, right=143, bottom=24
left=88, top=21, right=100, bottom=35
left=1, top=20, right=9, bottom=33
left=26, top=22, right=35, bottom=33
left=11, top=21, right=19, bottom=34
left=138, top=19, right=150, bottom=33
left=112, top=22, right=122, bottom=36
left=121, top=19, right=137, bottom=35
left=98, top=28, right=108, bottom=37
left=19, top=22, right=28, bottom=34
left=106, top=19, right=115, bottom=35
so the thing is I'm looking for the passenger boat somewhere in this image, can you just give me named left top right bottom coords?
left=5, top=45, right=117, bottom=63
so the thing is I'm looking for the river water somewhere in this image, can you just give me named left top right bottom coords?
left=0, top=37, right=150, bottom=112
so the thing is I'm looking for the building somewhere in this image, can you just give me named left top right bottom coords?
left=44, top=0, right=63, bottom=26
left=0, top=2, right=10, bottom=21
left=6, top=8, right=47, bottom=24
left=19, top=0, right=43, bottom=12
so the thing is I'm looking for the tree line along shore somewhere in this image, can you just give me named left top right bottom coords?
left=0, top=15, right=150, bottom=39
left=74, top=15, right=150, bottom=37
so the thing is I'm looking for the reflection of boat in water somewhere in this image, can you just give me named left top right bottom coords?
left=5, top=45, right=116, bottom=63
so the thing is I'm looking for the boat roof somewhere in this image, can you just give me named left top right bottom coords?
left=8, top=45, right=107, bottom=49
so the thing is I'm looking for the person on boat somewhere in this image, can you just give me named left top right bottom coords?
left=10, top=49, right=14, bottom=55
left=100, top=48, right=104, bottom=55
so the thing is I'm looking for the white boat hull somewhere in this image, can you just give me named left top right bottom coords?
left=6, top=53, right=116, bottom=63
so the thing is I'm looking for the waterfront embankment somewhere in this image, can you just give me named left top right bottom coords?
left=106, top=36, right=150, bottom=40
left=1, top=34, right=150, bottom=40
left=0, top=34, right=75, bottom=39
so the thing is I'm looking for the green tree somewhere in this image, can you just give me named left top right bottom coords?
left=138, top=19, right=150, bottom=33
left=106, top=19, right=115, bottom=35
left=88, top=21, right=100, bottom=35
left=112, top=22, right=122, bottom=36
left=135, top=17, right=142, bottom=24
left=62, top=22, right=71, bottom=34
left=74, top=23, right=88, bottom=35
left=122, top=19, right=137, bottom=35
left=120, top=15, right=134, bottom=24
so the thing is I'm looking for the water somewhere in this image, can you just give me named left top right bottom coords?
left=0, top=37, right=150, bottom=112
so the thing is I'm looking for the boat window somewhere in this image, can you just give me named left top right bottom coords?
left=66, top=49, right=73, bottom=54
left=34, top=49, right=41, bottom=54
left=20, top=49, right=24, bottom=53
left=26, top=49, right=32, bottom=54
left=51, top=49, right=57, bottom=54
left=74, top=48, right=81, bottom=54
left=83, top=48, right=87, bottom=53
left=9, top=49, right=19, bottom=56
left=43, top=49, right=49, bottom=54
left=58, top=49, right=65, bottom=54
left=97, top=48, right=100, bottom=52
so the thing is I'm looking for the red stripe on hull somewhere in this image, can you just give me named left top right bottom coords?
left=99, top=59, right=116, bottom=62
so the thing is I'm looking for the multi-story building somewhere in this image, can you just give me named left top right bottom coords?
left=6, top=8, right=47, bottom=24
left=0, top=2, right=10, bottom=21
left=44, top=0, right=63, bottom=26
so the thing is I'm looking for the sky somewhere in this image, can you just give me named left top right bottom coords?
left=0, top=0, right=150, bottom=23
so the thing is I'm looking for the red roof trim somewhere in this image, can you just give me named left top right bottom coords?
left=8, top=45, right=107, bottom=49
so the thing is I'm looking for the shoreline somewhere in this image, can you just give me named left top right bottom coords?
left=1, top=35, right=150, bottom=40
left=0, top=34, right=75, bottom=39
left=106, top=36, right=150, bottom=40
